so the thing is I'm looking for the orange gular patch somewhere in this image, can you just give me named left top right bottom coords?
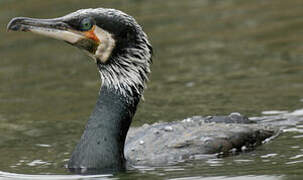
left=84, top=25, right=100, bottom=44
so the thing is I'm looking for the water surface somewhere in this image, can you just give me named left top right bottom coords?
left=0, top=0, right=303, bottom=179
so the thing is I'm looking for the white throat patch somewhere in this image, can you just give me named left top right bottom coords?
left=93, top=26, right=116, bottom=63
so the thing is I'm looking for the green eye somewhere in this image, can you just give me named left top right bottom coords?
left=80, top=18, right=93, bottom=31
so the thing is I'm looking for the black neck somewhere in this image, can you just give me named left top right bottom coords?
left=68, top=85, right=140, bottom=173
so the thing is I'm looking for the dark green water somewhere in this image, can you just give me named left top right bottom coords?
left=1, top=0, right=303, bottom=179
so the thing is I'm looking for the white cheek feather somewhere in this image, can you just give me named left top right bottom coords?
left=93, top=26, right=116, bottom=63
left=99, top=38, right=152, bottom=98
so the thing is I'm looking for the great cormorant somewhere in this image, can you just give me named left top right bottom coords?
left=7, top=8, right=275, bottom=174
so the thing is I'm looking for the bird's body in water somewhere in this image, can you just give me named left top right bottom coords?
left=7, top=8, right=275, bottom=174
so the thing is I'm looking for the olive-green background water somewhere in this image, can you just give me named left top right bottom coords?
left=0, top=0, right=303, bottom=179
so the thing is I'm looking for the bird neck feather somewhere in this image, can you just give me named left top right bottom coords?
left=68, top=85, right=139, bottom=173
left=97, top=37, right=152, bottom=98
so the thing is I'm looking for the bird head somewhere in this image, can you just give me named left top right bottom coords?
left=7, top=8, right=152, bottom=97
